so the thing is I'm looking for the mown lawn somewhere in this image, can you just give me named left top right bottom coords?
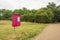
left=0, top=21, right=46, bottom=40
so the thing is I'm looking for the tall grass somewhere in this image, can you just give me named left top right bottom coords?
left=0, top=21, right=46, bottom=40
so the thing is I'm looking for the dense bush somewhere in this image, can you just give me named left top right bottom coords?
left=0, top=2, right=60, bottom=23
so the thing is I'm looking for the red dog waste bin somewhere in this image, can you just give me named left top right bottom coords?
left=12, top=14, right=21, bottom=27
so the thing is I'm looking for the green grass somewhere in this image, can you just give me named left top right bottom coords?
left=0, top=21, right=46, bottom=40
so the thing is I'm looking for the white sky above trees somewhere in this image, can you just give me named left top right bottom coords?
left=0, top=0, right=60, bottom=10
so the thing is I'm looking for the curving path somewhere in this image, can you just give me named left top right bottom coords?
left=31, top=23, right=60, bottom=40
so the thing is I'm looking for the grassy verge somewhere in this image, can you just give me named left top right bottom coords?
left=0, top=21, right=46, bottom=40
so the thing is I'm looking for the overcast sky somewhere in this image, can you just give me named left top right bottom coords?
left=0, top=0, right=60, bottom=10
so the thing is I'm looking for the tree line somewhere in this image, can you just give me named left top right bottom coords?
left=0, top=2, right=60, bottom=23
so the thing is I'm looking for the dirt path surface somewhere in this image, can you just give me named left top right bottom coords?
left=31, top=23, right=60, bottom=40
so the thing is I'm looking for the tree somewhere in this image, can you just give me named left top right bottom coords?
left=0, top=9, right=12, bottom=20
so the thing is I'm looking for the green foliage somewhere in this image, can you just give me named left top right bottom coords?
left=0, top=9, right=12, bottom=20
left=0, top=2, right=60, bottom=23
